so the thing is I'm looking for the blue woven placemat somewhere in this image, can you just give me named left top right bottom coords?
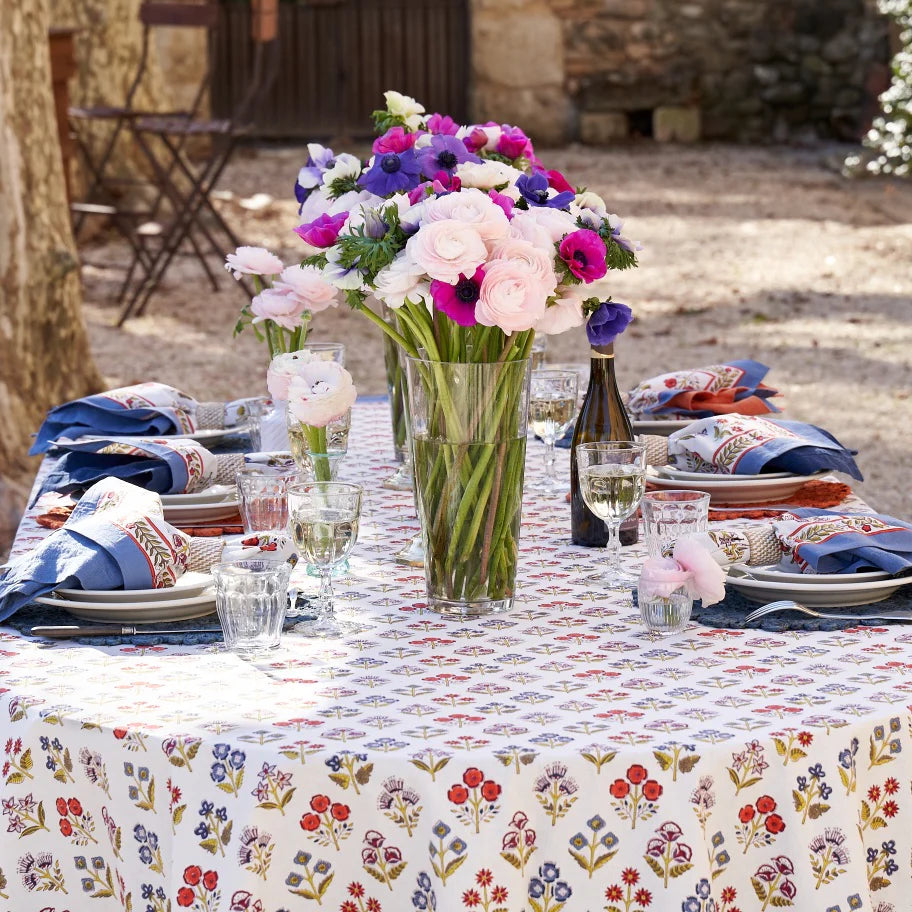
left=6, top=597, right=315, bottom=647
left=671, top=588, right=912, bottom=631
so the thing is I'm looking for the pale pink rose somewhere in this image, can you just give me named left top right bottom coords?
left=423, top=188, right=510, bottom=247
left=489, top=238, right=557, bottom=298
left=287, top=362, right=357, bottom=427
left=225, top=246, right=284, bottom=279
left=475, top=259, right=548, bottom=333
left=638, top=557, right=694, bottom=600
left=250, top=288, right=307, bottom=331
left=535, top=289, right=585, bottom=335
left=266, top=350, right=317, bottom=401
left=673, top=536, right=727, bottom=606
left=404, top=219, right=487, bottom=284
left=373, top=252, right=429, bottom=309
left=273, top=265, right=339, bottom=314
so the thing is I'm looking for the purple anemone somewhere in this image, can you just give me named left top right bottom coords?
left=417, top=135, right=479, bottom=178
left=358, top=149, right=422, bottom=196
left=516, top=173, right=574, bottom=209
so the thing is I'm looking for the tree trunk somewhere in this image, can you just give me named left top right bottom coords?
left=0, top=0, right=102, bottom=553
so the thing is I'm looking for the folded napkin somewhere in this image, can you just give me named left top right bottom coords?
left=627, top=360, right=781, bottom=418
left=641, top=415, right=862, bottom=480
left=36, top=437, right=246, bottom=500
left=0, top=478, right=295, bottom=621
left=691, top=509, right=912, bottom=576
left=30, top=382, right=257, bottom=455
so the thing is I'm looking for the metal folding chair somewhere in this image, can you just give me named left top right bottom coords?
left=119, top=0, right=280, bottom=325
left=68, top=1, right=220, bottom=307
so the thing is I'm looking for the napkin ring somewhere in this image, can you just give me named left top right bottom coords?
left=214, top=454, right=246, bottom=486
left=744, top=527, right=781, bottom=566
left=187, top=538, right=226, bottom=572
left=195, top=402, right=226, bottom=430
left=641, top=435, right=669, bottom=466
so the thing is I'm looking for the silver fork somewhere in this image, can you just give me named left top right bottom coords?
left=744, top=600, right=912, bottom=624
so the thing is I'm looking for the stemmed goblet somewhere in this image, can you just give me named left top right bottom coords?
left=529, top=370, right=579, bottom=494
left=575, top=441, right=646, bottom=585
left=287, top=482, right=362, bottom=637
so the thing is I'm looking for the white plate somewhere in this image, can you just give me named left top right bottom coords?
left=725, top=572, right=912, bottom=607
left=646, top=466, right=822, bottom=504
left=656, top=466, right=796, bottom=481
left=162, top=501, right=240, bottom=524
left=729, top=563, right=892, bottom=584
left=79, top=424, right=251, bottom=446
left=35, top=591, right=217, bottom=623
left=54, top=571, right=214, bottom=603
left=633, top=418, right=692, bottom=436
left=160, top=486, right=237, bottom=506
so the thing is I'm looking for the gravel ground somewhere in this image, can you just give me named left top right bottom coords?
left=69, top=143, right=912, bottom=520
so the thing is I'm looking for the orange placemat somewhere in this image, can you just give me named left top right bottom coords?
left=705, top=480, right=852, bottom=520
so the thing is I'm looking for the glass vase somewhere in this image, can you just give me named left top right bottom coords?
left=286, top=409, right=350, bottom=482
left=382, top=306, right=408, bottom=463
left=405, top=355, right=531, bottom=617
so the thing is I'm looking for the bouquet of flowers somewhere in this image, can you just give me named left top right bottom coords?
left=268, top=352, right=357, bottom=481
left=286, top=91, right=640, bottom=612
left=225, top=247, right=340, bottom=358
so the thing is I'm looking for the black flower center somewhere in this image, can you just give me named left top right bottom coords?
left=573, top=250, right=588, bottom=265
left=437, top=151, right=458, bottom=169
left=381, top=154, right=402, bottom=174
left=455, top=278, right=480, bottom=303
left=534, top=189, right=549, bottom=203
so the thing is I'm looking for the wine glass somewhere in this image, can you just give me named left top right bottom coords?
left=287, top=482, right=362, bottom=637
left=575, top=441, right=646, bottom=585
left=529, top=370, right=579, bottom=494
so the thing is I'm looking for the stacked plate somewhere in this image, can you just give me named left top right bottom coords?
left=161, top=485, right=240, bottom=524
left=632, top=417, right=692, bottom=436
left=646, top=466, right=824, bottom=504
left=726, top=564, right=912, bottom=607
left=78, top=424, right=252, bottom=447
left=34, top=571, right=217, bottom=622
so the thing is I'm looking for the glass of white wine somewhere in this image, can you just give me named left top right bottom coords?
left=529, top=370, right=579, bottom=494
left=287, top=482, right=362, bottom=637
left=575, top=441, right=646, bottom=585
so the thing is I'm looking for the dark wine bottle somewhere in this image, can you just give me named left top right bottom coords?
left=570, top=343, right=639, bottom=546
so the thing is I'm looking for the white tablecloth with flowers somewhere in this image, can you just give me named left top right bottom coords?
left=1, top=400, right=909, bottom=912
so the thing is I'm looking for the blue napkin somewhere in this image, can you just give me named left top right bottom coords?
left=36, top=437, right=223, bottom=501
left=667, top=415, right=863, bottom=480
left=30, top=383, right=205, bottom=455
left=627, top=360, right=781, bottom=418
left=775, top=509, right=912, bottom=575
left=0, top=483, right=190, bottom=622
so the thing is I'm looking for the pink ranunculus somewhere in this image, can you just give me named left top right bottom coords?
left=249, top=288, right=306, bottom=331
left=372, top=126, right=419, bottom=154
left=475, top=259, right=548, bottom=333
left=273, top=265, right=339, bottom=314
left=546, top=169, right=574, bottom=193
left=496, top=125, right=532, bottom=160
left=293, top=212, right=348, bottom=248
left=559, top=229, right=608, bottom=283
left=404, top=218, right=487, bottom=284
left=225, top=246, right=284, bottom=279
left=430, top=267, right=484, bottom=327
left=673, top=536, right=727, bottom=606
left=423, top=188, right=509, bottom=247
left=488, top=189, right=515, bottom=219
left=427, top=113, right=459, bottom=135
left=286, top=362, right=357, bottom=427
left=535, top=288, right=585, bottom=335
left=638, top=558, right=694, bottom=601
left=266, top=350, right=317, bottom=401
left=489, top=238, right=557, bottom=298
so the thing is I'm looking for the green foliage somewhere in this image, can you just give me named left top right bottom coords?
left=850, top=0, right=912, bottom=175
left=336, top=203, right=408, bottom=280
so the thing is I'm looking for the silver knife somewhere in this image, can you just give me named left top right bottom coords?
left=31, top=625, right=221, bottom=639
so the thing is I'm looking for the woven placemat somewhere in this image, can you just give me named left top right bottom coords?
left=7, top=597, right=315, bottom=647
left=687, top=588, right=912, bottom=631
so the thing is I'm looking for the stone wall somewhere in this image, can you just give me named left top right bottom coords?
left=470, top=0, right=892, bottom=144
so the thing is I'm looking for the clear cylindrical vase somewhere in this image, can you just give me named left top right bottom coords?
left=406, top=355, right=531, bottom=617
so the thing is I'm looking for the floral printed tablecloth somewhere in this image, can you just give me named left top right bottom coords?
left=1, top=400, right=910, bottom=912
